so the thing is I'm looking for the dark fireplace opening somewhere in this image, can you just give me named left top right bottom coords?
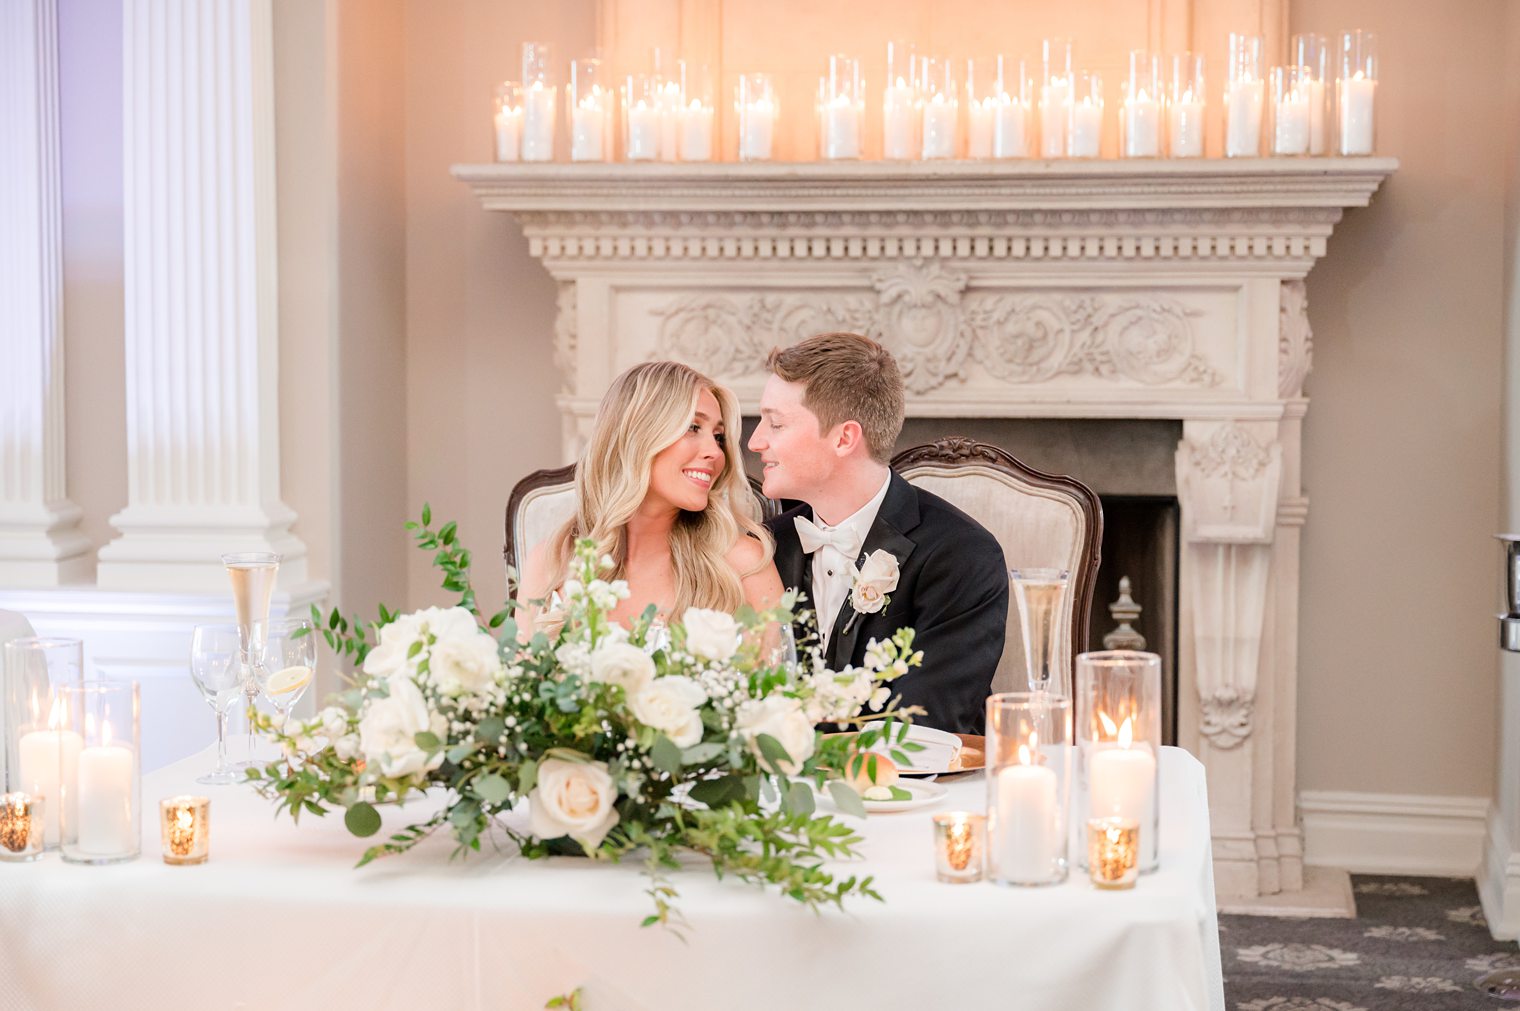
left=742, top=416, right=1182, bottom=744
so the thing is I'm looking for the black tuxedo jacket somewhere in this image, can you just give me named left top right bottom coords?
left=767, top=471, right=1009, bottom=735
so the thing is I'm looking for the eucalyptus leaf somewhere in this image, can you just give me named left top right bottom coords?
left=785, top=780, right=816, bottom=816
left=755, top=733, right=794, bottom=775
left=688, top=775, right=744, bottom=808
left=826, top=781, right=868, bottom=818
left=679, top=742, right=725, bottom=765
left=649, top=735, right=683, bottom=776
left=473, top=773, right=512, bottom=806
left=344, top=801, right=382, bottom=838
left=414, top=731, right=441, bottom=751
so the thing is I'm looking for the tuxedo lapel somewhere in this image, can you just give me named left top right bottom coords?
left=824, top=474, right=920, bottom=669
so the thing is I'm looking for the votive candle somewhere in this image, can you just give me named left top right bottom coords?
left=159, top=795, right=210, bottom=865
left=1087, top=816, right=1139, bottom=889
left=931, top=812, right=985, bottom=883
left=0, top=793, right=44, bottom=862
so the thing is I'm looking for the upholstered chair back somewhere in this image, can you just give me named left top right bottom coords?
left=891, top=438, right=1102, bottom=696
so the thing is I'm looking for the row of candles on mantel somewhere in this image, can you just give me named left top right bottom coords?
left=932, top=649, right=1163, bottom=890
left=1, top=638, right=209, bottom=866
left=492, top=32, right=1379, bottom=165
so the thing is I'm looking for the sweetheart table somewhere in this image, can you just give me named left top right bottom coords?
left=0, top=746, right=1224, bottom=1011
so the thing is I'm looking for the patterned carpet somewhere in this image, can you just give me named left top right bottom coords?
left=1220, top=875, right=1519, bottom=1009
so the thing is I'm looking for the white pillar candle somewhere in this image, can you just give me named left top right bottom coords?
left=1273, top=93, right=1310, bottom=155
left=994, top=763, right=1059, bottom=881
left=882, top=78, right=916, bottom=159
left=493, top=106, right=522, bottom=161
left=625, top=100, right=661, bottom=161
left=738, top=98, right=775, bottom=161
left=1225, top=79, right=1263, bottom=157
left=521, top=81, right=556, bottom=161
left=921, top=93, right=956, bottom=158
left=679, top=101, right=714, bottom=161
left=17, top=728, right=83, bottom=847
left=76, top=743, right=135, bottom=855
left=1070, top=99, right=1102, bottom=157
left=1168, top=94, right=1205, bottom=157
left=823, top=96, right=862, bottom=159
left=968, top=98, right=993, bottom=158
left=1089, top=741, right=1158, bottom=868
left=1338, top=73, right=1376, bottom=155
left=570, top=101, right=606, bottom=161
left=1122, top=91, right=1161, bottom=157
left=1040, top=79, right=1070, bottom=157
left=993, top=98, right=1028, bottom=158
left=1307, top=78, right=1327, bottom=154
left=658, top=82, right=682, bottom=163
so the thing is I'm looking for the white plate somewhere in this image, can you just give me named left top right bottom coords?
left=818, top=778, right=949, bottom=814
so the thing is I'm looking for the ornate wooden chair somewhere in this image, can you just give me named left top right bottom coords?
left=503, top=466, right=778, bottom=578
left=890, top=437, right=1103, bottom=695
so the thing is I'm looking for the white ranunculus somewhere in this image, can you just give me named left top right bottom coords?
left=334, top=734, right=361, bottom=761
left=630, top=676, right=708, bottom=748
left=528, top=757, right=620, bottom=850
left=682, top=607, right=741, bottom=663
left=735, top=695, right=816, bottom=774
left=318, top=706, right=350, bottom=741
left=429, top=632, right=504, bottom=697
left=588, top=641, right=656, bottom=696
left=357, top=676, right=447, bottom=780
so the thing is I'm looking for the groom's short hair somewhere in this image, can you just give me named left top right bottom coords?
left=765, top=332, right=905, bottom=463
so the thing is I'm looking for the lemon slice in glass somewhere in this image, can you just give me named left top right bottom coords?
left=266, top=665, right=313, bottom=696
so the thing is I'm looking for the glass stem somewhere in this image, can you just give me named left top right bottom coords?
left=215, top=708, right=229, bottom=772
left=246, top=691, right=259, bottom=760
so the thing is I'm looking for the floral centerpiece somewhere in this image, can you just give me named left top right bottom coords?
left=252, top=510, right=924, bottom=926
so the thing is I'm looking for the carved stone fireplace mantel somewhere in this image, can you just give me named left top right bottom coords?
left=455, top=157, right=1396, bottom=900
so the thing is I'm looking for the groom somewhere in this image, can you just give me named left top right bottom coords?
left=748, top=332, right=1008, bottom=734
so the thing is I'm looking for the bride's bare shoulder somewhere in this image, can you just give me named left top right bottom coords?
left=724, top=532, right=768, bottom=569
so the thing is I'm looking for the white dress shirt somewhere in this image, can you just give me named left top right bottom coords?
left=806, top=473, right=892, bottom=651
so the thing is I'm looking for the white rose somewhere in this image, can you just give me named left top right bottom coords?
left=429, top=632, right=504, bottom=697
left=361, top=612, right=423, bottom=679
left=630, top=676, right=708, bottom=748
left=735, top=695, right=816, bottom=774
left=682, top=607, right=741, bottom=663
left=334, top=734, right=361, bottom=761
left=588, top=641, right=656, bottom=696
left=318, top=706, right=350, bottom=741
left=528, top=757, right=620, bottom=850
left=416, top=606, right=483, bottom=642
left=357, top=676, right=447, bottom=780
left=850, top=550, right=900, bottom=615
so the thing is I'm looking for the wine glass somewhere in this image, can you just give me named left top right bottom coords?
left=189, top=624, right=245, bottom=785
left=767, top=622, right=799, bottom=674
left=260, top=618, right=316, bottom=726
left=221, top=552, right=280, bottom=764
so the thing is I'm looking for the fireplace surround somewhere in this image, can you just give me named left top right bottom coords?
left=455, top=157, right=1396, bottom=900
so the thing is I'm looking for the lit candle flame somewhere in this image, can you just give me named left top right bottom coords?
left=48, top=696, right=66, bottom=730
left=1098, top=711, right=1118, bottom=737
left=1117, top=716, right=1133, bottom=749
left=1018, top=743, right=1031, bottom=766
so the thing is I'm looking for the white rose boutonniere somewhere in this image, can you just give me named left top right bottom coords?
left=844, top=549, right=901, bottom=633
left=528, top=756, right=620, bottom=850
left=681, top=607, right=742, bottom=663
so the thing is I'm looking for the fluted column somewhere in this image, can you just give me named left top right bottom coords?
left=0, top=0, right=91, bottom=587
left=97, top=0, right=307, bottom=590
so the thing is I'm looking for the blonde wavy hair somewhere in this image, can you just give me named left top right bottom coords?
left=543, top=361, right=772, bottom=616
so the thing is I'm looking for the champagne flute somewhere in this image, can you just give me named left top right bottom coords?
left=221, top=551, right=280, bottom=764
left=260, top=618, right=316, bottom=726
left=1010, top=567, right=1070, bottom=695
left=189, top=624, right=245, bottom=785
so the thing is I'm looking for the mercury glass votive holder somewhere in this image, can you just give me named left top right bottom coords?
left=1087, top=816, right=1139, bottom=889
left=0, top=792, right=45, bottom=861
left=931, top=811, right=985, bottom=883
left=159, top=795, right=210, bottom=865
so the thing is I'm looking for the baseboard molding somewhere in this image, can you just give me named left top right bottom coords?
left=1478, top=807, right=1520, bottom=940
left=1299, top=790, right=1490, bottom=876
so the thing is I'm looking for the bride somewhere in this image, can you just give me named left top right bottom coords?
left=517, top=361, right=783, bottom=635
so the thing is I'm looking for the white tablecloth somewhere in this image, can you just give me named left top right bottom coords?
left=0, top=747, right=1224, bottom=1011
